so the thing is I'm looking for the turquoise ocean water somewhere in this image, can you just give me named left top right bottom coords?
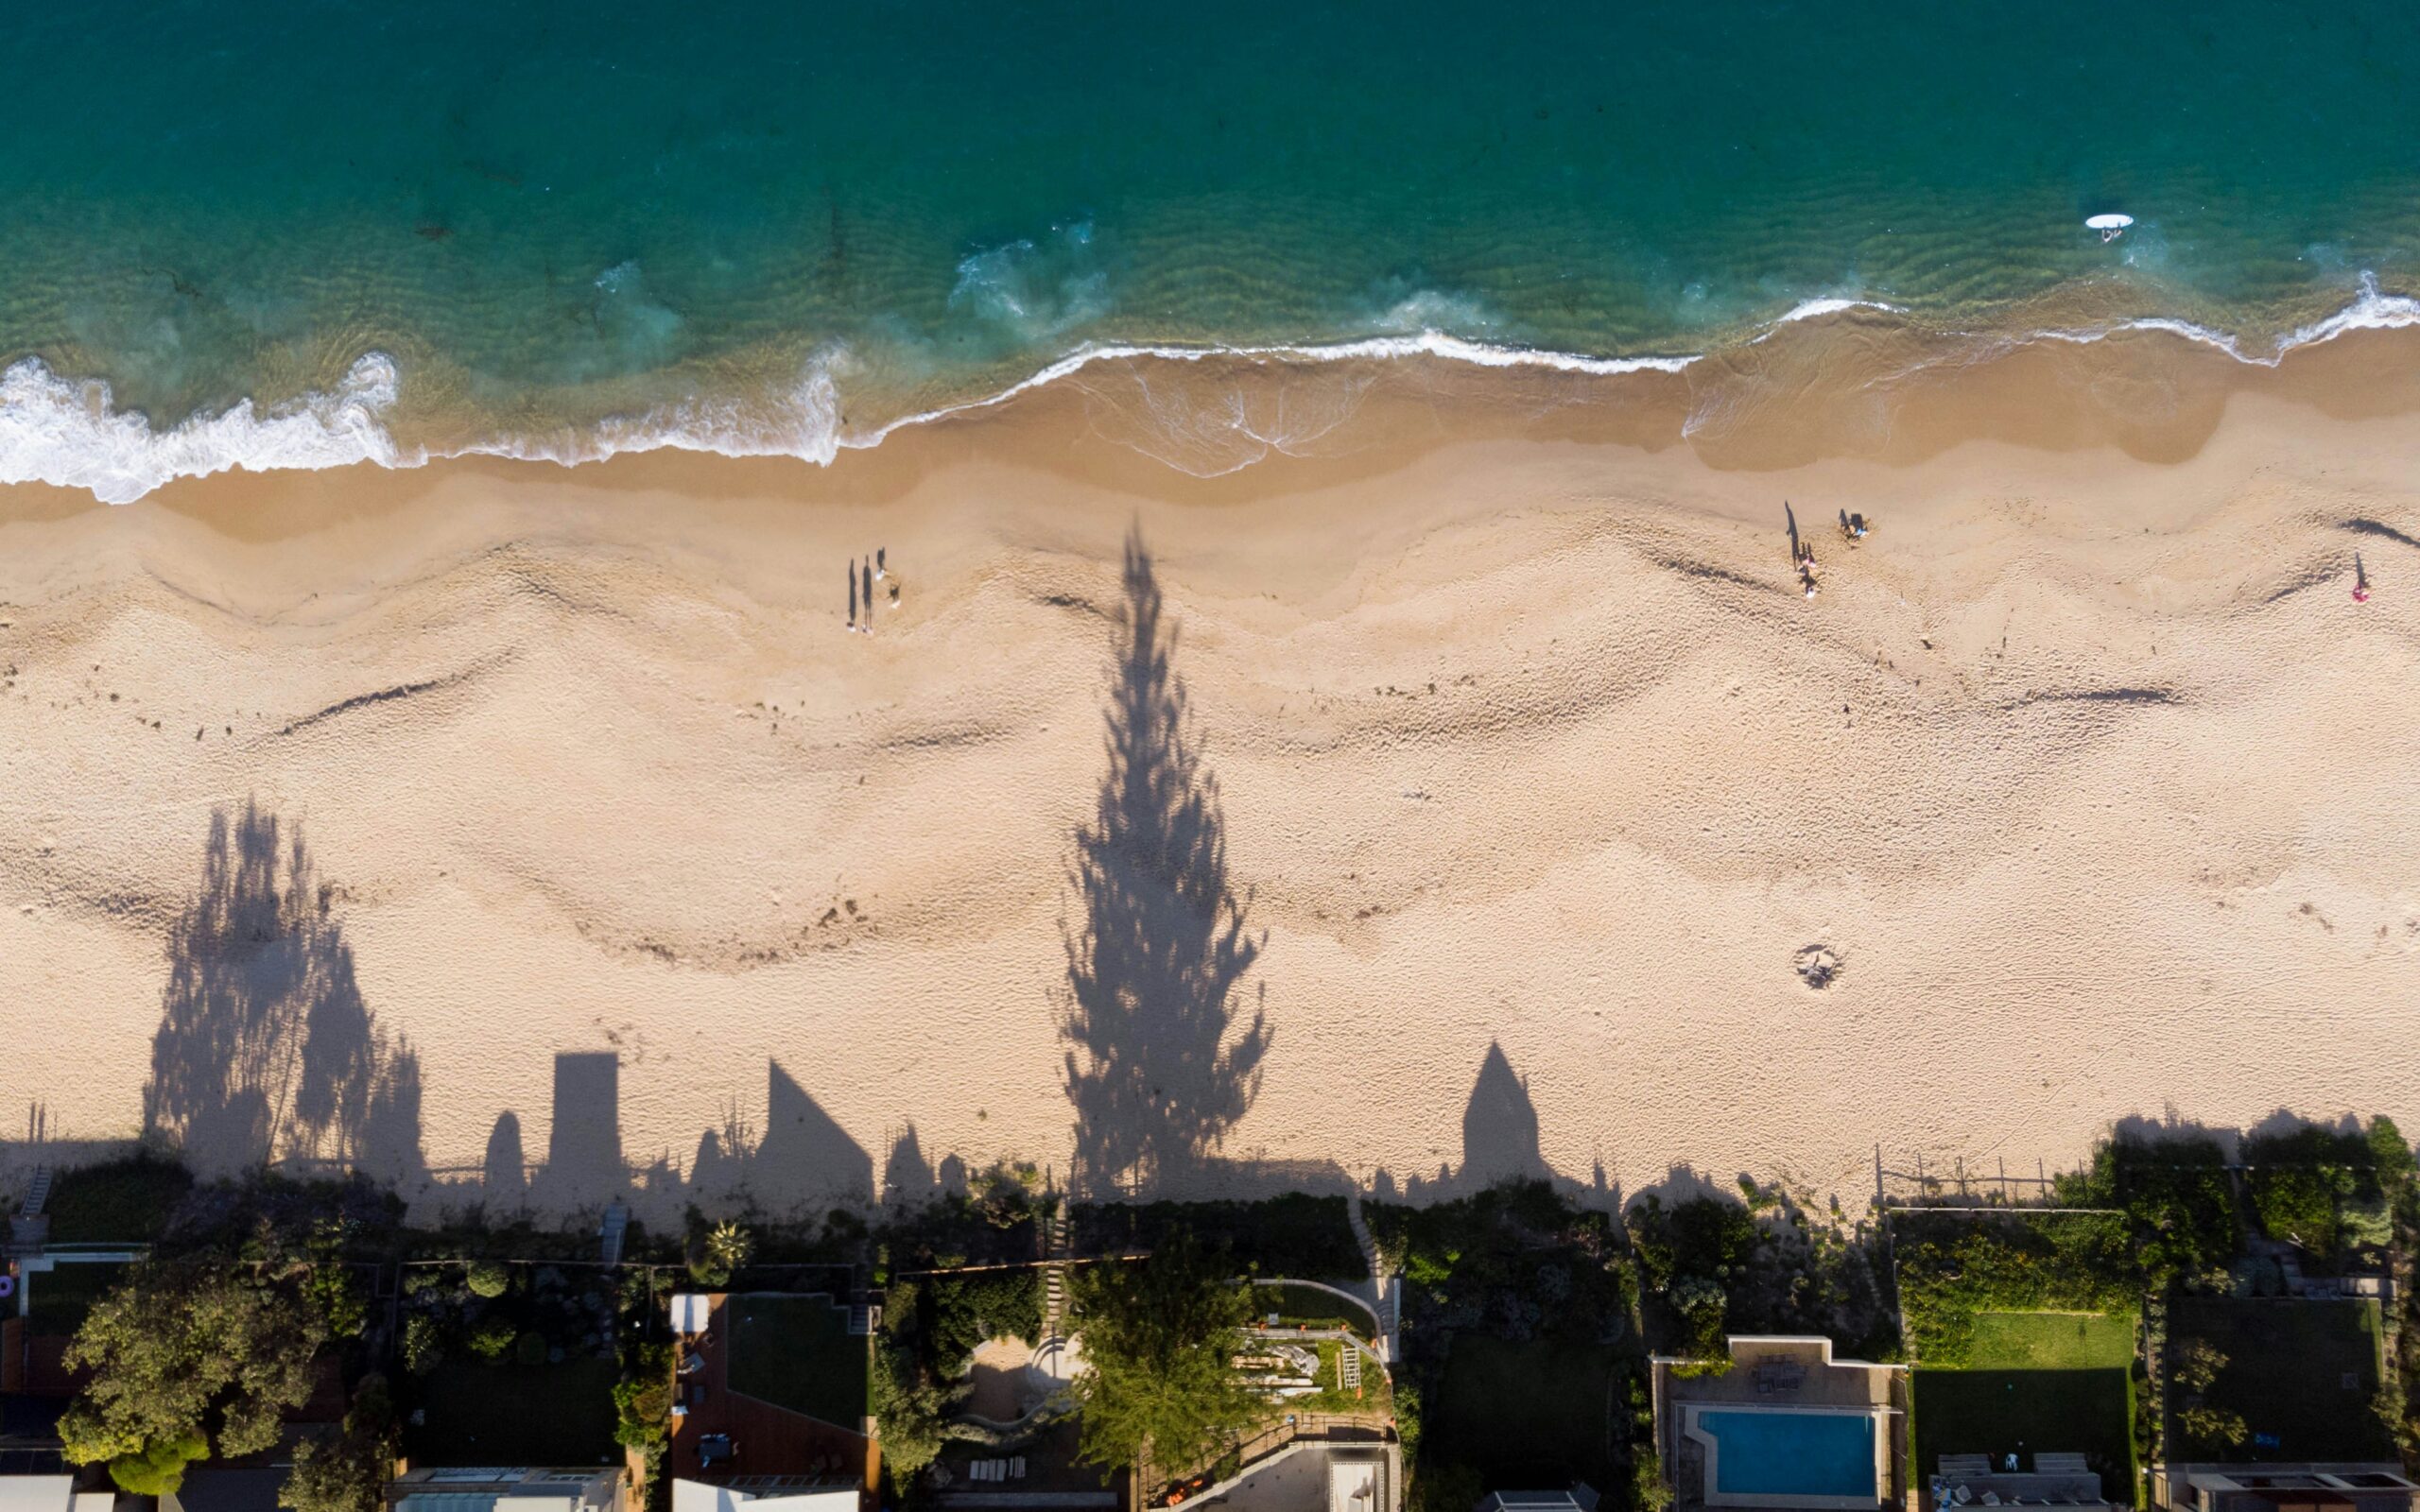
left=5, top=0, right=2419, bottom=500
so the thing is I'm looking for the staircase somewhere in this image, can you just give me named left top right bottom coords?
left=848, top=1301, right=880, bottom=1336
left=596, top=1202, right=629, bottom=1267
left=9, top=1165, right=54, bottom=1249
left=1040, top=1201, right=1069, bottom=1339
left=1343, top=1192, right=1398, bottom=1365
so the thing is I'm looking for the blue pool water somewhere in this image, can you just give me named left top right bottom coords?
left=1701, top=1409, right=1877, bottom=1500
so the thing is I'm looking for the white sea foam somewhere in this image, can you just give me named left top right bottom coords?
left=0, top=352, right=408, bottom=506
left=10, top=274, right=2420, bottom=504
left=2036, top=273, right=2420, bottom=367
left=1772, top=297, right=1904, bottom=325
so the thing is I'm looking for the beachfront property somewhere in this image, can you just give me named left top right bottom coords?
left=665, top=1294, right=876, bottom=1503
left=2150, top=1466, right=2420, bottom=1512
left=1650, top=1337, right=1908, bottom=1511
left=386, top=1467, right=627, bottom=1512
left=1176, top=1441, right=1396, bottom=1512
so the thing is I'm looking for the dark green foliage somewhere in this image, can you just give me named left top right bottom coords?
left=466, top=1260, right=511, bottom=1298
left=1071, top=1231, right=1261, bottom=1480
left=923, top=1269, right=1046, bottom=1378
left=1893, top=1211, right=2137, bottom=1366
left=2241, top=1124, right=2389, bottom=1261
left=285, top=1376, right=399, bottom=1512
left=2060, top=1135, right=2238, bottom=1287
left=1629, top=1186, right=1896, bottom=1364
left=515, top=1332, right=549, bottom=1366
left=59, top=1258, right=330, bottom=1471
left=613, top=1344, right=673, bottom=1451
left=403, top=1314, right=442, bottom=1374
left=466, top=1315, right=518, bottom=1359
left=1077, top=1194, right=1362, bottom=1280
left=1371, top=1182, right=1634, bottom=1348
left=40, top=1153, right=194, bottom=1244
left=870, top=1331, right=951, bottom=1494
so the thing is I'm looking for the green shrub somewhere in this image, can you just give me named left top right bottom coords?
left=466, top=1262, right=510, bottom=1299
left=514, top=1332, right=549, bottom=1366
left=108, top=1433, right=208, bottom=1496
left=403, top=1314, right=443, bottom=1375
left=614, top=1348, right=674, bottom=1451
left=466, top=1316, right=518, bottom=1360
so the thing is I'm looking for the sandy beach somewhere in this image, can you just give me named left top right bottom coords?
left=3, top=331, right=2416, bottom=1220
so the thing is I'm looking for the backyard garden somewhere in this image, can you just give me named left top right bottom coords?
left=1893, top=1211, right=2142, bottom=1501
left=396, top=1260, right=632, bottom=1466
left=2166, top=1296, right=2394, bottom=1462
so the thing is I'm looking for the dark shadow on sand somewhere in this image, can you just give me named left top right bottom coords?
left=1059, top=529, right=1270, bottom=1197
left=143, top=801, right=424, bottom=1181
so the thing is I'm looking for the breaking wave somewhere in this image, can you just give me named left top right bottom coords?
left=5, top=275, right=2417, bottom=504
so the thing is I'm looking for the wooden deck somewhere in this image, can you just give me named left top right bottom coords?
left=666, top=1295, right=879, bottom=1508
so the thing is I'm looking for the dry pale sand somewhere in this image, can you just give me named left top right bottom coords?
left=2, top=345, right=2416, bottom=1219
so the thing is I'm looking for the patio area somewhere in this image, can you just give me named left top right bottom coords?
left=667, top=1295, right=876, bottom=1503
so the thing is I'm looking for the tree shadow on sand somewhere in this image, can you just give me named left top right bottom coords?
left=1060, top=529, right=1270, bottom=1197
left=143, top=801, right=423, bottom=1181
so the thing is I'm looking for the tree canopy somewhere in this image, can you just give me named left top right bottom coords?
left=1071, top=1231, right=1262, bottom=1479
left=284, top=1377, right=397, bottom=1512
left=60, top=1259, right=330, bottom=1492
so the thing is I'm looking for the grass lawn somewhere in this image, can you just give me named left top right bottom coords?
left=405, top=1359, right=619, bottom=1466
left=1967, top=1311, right=2136, bottom=1369
left=1913, top=1369, right=2134, bottom=1500
left=2168, top=1297, right=2392, bottom=1461
left=26, top=1262, right=128, bottom=1337
left=1249, top=1282, right=1377, bottom=1337
left=726, top=1294, right=868, bottom=1428
left=1430, top=1335, right=1624, bottom=1489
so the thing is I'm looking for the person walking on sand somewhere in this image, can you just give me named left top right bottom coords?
left=847, top=557, right=858, bottom=630
left=862, top=560, right=876, bottom=627
left=2354, top=550, right=2372, bottom=603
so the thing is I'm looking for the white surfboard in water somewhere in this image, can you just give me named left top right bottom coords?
left=2086, top=213, right=2135, bottom=243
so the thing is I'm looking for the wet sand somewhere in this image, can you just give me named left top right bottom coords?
left=2, top=327, right=2416, bottom=1216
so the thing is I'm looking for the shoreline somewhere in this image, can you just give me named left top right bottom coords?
left=13, top=286, right=2420, bottom=507
left=1, top=369, right=2416, bottom=1217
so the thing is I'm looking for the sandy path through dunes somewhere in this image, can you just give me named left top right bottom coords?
left=0, top=390, right=2414, bottom=1216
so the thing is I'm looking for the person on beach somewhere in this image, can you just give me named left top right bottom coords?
left=875, top=547, right=888, bottom=581
left=847, top=557, right=858, bottom=630
left=862, top=560, right=875, bottom=627
left=2354, top=551, right=2372, bottom=603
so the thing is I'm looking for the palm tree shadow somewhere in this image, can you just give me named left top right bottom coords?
left=143, top=801, right=423, bottom=1180
left=1060, top=529, right=1270, bottom=1197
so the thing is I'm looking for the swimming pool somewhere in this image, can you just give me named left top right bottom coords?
left=1693, top=1408, right=1880, bottom=1504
